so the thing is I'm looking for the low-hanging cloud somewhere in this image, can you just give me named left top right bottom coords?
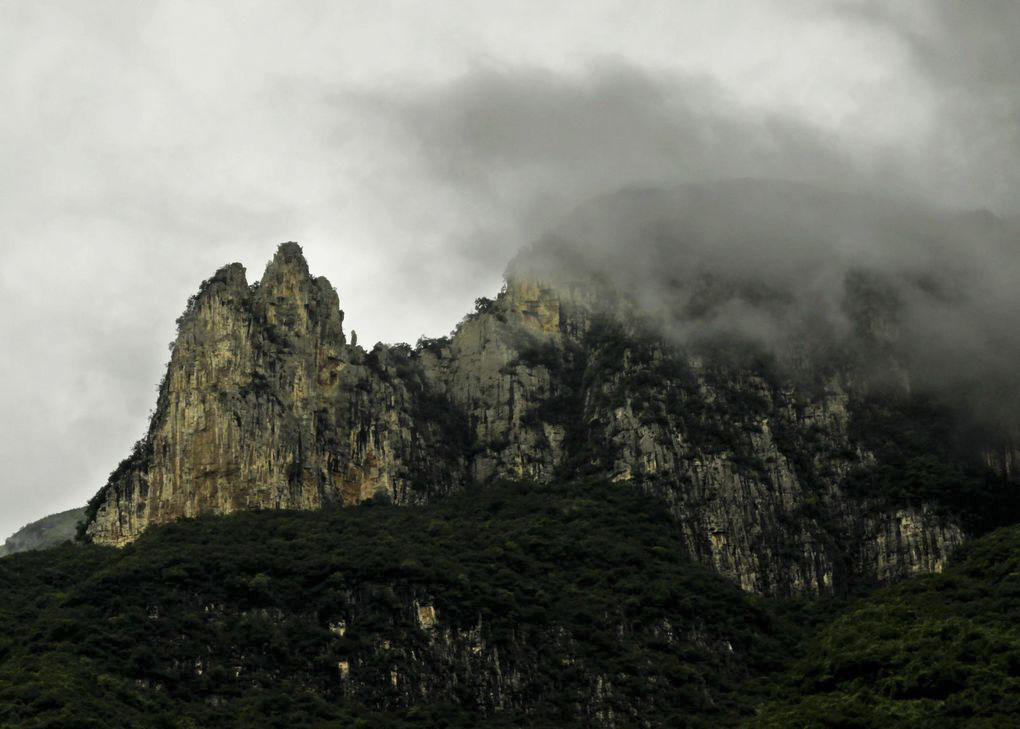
left=525, top=181, right=1020, bottom=405
left=359, top=63, right=857, bottom=262
left=361, top=50, right=1020, bottom=437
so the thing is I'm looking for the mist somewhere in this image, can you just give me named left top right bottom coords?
left=514, top=181, right=1019, bottom=427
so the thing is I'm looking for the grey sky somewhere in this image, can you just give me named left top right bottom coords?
left=1, top=1, right=1016, bottom=538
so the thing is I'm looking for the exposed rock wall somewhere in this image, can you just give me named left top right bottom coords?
left=86, top=245, right=467, bottom=546
left=84, top=243, right=983, bottom=595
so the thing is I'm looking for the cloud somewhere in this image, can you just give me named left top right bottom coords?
left=833, top=1, right=1020, bottom=213
left=356, top=63, right=857, bottom=261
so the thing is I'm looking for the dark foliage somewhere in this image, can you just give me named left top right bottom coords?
left=6, top=483, right=1020, bottom=727
left=746, top=524, right=1020, bottom=728
left=1, top=482, right=784, bottom=729
left=845, top=394, right=1020, bottom=534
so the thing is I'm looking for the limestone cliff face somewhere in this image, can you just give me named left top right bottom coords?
left=86, top=244, right=467, bottom=546
left=84, top=242, right=1007, bottom=596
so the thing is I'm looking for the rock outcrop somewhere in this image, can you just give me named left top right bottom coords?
left=85, top=244, right=467, bottom=547
left=83, top=224, right=1013, bottom=595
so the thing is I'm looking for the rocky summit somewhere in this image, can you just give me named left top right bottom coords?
left=80, top=185, right=1018, bottom=597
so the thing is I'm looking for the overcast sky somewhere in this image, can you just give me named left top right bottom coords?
left=2, top=1, right=1017, bottom=538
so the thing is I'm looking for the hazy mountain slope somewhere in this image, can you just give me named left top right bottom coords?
left=0, top=508, right=83, bottom=558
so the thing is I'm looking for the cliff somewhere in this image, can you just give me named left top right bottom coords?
left=84, top=244, right=467, bottom=548
left=81, top=187, right=1018, bottom=597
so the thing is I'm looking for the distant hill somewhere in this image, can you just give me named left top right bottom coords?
left=0, top=508, right=84, bottom=558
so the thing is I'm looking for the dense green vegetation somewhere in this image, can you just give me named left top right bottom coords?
left=846, top=394, right=1020, bottom=534
left=747, top=525, right=1020, bottom=728
left=3, top=482, right=1019, bottom=728
left=0, top=482, right=784, bottom=729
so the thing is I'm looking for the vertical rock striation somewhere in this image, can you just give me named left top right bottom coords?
left=85, top=244, right=467, bottom=546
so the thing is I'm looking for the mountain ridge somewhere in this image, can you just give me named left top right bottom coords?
left=79, top=183, right=1019, bottom=596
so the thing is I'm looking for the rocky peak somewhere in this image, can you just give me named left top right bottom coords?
left=251, top=242, right=345, bottom=345
left=181, top=262, right=249, bottom=318
left=260, top=241, right=311, bottom=284
left=211, top=261, right=249, bottom=289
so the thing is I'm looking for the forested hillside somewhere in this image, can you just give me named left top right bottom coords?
left=3, top=481, right=1019, bottom=728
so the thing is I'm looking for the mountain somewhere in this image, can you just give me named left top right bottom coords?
left=80, top=181, right=1019, bottom=597
left=0, top=508, right=83, bottom=558
left=9, top=180, right=1020, bottom=727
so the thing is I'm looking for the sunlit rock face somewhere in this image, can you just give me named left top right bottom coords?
left=86, top=243, right=468, bottom=547
left=85, top=195, right=1014, bottom=596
